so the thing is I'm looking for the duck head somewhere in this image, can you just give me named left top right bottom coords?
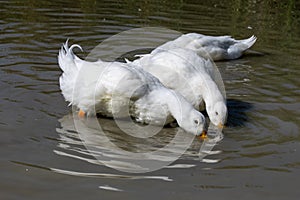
left=206, top=101, right=227, bottom=128
left=178, top=109, right=206, bottom=136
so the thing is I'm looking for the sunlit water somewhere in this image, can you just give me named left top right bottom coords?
left=1, top=0, right=300, bottom=199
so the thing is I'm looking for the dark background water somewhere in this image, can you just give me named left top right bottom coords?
left=1, top=0, right=300, bottom=199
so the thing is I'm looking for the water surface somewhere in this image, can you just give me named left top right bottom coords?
left=1, top=0, right=300, bottom=199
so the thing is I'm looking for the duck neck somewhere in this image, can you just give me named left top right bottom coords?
left=195, top=75, right=225, bottom=107
left=158, top=88, right=192, bottom=126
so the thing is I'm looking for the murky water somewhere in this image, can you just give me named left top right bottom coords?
left=1, top=0, right=300, bottom=199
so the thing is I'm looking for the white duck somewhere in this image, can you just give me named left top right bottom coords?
left=58, top=41, right=206, bottom=136
left=132, top=48, right=227, bottom=128
left=150, top=33, right=257, bottom=61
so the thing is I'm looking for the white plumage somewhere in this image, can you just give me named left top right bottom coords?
left=132, top=48, right=227, bottom=127
left=150, top=33, right=257, bottom=61
left=58, top=40, right=206, bottom=136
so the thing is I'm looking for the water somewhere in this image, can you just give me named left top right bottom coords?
left=1, top=0, right=300, bottom=199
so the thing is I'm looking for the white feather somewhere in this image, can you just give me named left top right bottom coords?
left=133, top=48, right=227, bottom=126
left=58, top=40, right=206, bottom=135
left=151, top=33, right=257, bottom=61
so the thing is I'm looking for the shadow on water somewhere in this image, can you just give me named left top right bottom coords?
left=115, top=48, right=153, bottom=63
left=226, top=98, right=253, bottom=127
left=242, top=49, right=267, bottom=58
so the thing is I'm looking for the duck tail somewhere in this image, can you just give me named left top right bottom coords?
left=58, top=39, right=83, bottom=72
left=239, top=35, right=257, bottom=49
left=227, top=35, right=257, bottom=59
left=58, top=39, right=83, bottom=105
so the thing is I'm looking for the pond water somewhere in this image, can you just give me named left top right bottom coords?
left=1, top=0, right=300, bottom=199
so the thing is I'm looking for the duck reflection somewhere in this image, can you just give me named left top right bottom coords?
left=56, top=114, right=223, bottom=173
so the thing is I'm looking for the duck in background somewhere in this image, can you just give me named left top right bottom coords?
left=149, top=33, right=257, bottom=61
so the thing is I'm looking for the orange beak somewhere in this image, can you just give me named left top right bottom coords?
left=198, top=130, right=208, bottom=139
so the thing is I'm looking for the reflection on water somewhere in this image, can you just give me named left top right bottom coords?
left=99, top=185, right=123, bottom=192
left=55, top=114, right=223, bottom=173
left=1, top=0, right=300, bottom=199
left=51, top=167, right=173, bottom=182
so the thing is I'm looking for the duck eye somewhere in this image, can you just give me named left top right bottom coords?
left=215, top=112, right=218, bottom=115
left=194, top=119, right=199, bottom=125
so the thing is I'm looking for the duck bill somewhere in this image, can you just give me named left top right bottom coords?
left=198, top=130, right=207, bottom=139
